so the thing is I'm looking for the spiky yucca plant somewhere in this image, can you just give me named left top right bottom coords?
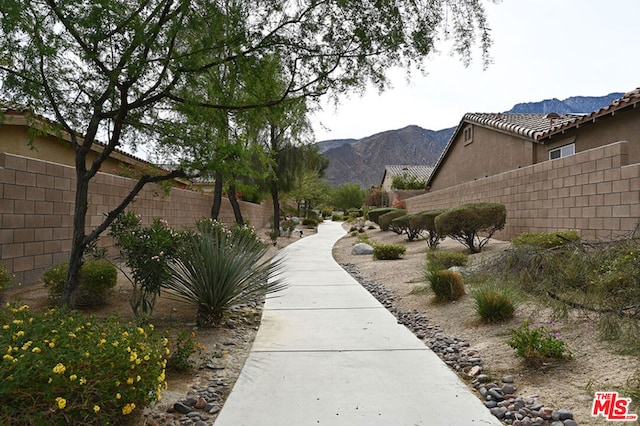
left=164, top=220, right=286, bottom=327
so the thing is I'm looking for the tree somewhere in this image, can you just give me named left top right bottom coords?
left=331, top=183, right=366, bottom=213
left=0, top=0, right=492, bottom=307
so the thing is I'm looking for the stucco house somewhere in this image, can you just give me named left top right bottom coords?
left=427, top=88, right=640, bottom=191
left=381, top=164, right=434, bottom=191
left=406, top=88, right=640, bottom=240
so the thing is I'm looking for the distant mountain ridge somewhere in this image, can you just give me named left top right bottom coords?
left=320, top=92, right=625, bottom=187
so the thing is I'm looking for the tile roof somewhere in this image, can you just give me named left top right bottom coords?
left=463, top=113, right=583, bottom=141
left=538, top=87, right=640, bottom=140
left=384, top=165, right=434, bottom=181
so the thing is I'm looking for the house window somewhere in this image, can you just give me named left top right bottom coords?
left=463, top=126, right=473, bottom=145
left=549, top=143, right=575, bottom=160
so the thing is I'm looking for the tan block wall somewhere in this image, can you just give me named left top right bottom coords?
left=0, top=153, right=271, bottom=285
left=405, top=141, right=639, bottom=241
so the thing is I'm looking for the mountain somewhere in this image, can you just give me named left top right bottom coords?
left=506, top=92, right=623, bottom=114
left=320, top=92, right=624, bottom=187
left=321, top=125, right=453, bottom=188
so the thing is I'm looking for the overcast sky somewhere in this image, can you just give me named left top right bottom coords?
left=310, top=0, right=640, bottom=141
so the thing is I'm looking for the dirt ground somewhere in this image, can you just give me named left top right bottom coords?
left=3, top=222, right=639, bottom=425
left=332, top=223, right=640, bottom=425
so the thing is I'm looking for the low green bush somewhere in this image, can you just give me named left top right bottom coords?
left=301, top=218, right=318, bottom=228
left=472, top=285, right=516, bottom=323
left=378, top=209, right=407, bottom=231
left=165, top=330, right=204, bottom=371
left=372, top=243, right=406, bottom=260
left=331, top=213, right=344, bottom=221
left=435, top=202, right=506, bottom=253
left=426, top=250, right=468, bottom=269
left=411, top=209, right=446, bottom=249
left=511, top=230, right=580, bottom=249
left=425, top=265, right=465, bottom=302
left=507, top=321, right=572, bottom=365
left=43, top=260, right=117, bottom=307
left=367, top=207, right=400, bottom=225
left=0, top=304, right=167, bottom=424
left=391, top=214, right=425, bottom=241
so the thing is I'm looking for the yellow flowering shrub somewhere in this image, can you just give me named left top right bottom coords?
left=0, top=304, right=168, bottom=425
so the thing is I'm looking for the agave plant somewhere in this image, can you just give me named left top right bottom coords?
left=164, top=219, right=286, bottom=327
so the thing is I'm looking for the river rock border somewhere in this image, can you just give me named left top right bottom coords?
left=340, top=263, right=579, bottom=426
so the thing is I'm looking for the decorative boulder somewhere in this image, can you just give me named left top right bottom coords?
left=351, top=243, right=374, bottom=255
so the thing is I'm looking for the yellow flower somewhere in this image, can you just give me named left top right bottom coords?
left=122, top=403, right=136, bottom=415
left=21, top=341, right=32, bottom=351
left=48, top=377, right=53, bottom=383
left=55, top=397, right=66, bottom=410
left=79, top=377, right=86, bottom=385
left=85, top=352, right=90, bottom=358
left=98, top=338, right=107, bottom=346
left=69, top=374, right=77, bottom=381
left=52, top=363, right=66, bottom=374
left=143, top=354, right=150, bottom=361
left=93, top=405, right=100, bottom=413
left=16, top=330, right=24, bottom=337
left=129, top=352, right=137, bottom=362
left=49, top=342, right=55, bottom=349
left=2, top=325, right=9, bottom=330
left=31, top=347, right=41, bottom=353
left=19, top=304, right=29, bottom=311
left=3, top=354, right=14, bottom=362
left=116, top=393, right=121, bottom=400
left=126, top=377, right=134, bottom=385
left=136, top=375, right=141, bottom=382
left=137, top=327, right=145, bottom=335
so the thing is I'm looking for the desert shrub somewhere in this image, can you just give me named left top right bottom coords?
left=411, top=209, right=446, bottom=248
left=435, top=202, right=506, bottom=253
left=378, top=209, right=407, bottom=231
left=43, top=260, right=117, bottom=307
left=355, top=233, right=371, bottom=244
left=426, top=250, right=468, bottom=269
left=425, top=265, right=465, bottom=302
left=507, top=321, right=572, bottom=365
left=165, top=330, right=204, bottom=371
left=331, top=213, right=344, bottom=221
left=109, top=211, right=181, bottom=318
left=367, top=207, right=400, bottom=225
left=321, top=208, right=333, bottom=218
left=280, top=219, right=297, bottom=236
left=302, top=218, right=318, bottom=227
left=512, top=230, right=580, bottom=249
left=0, top=304, right=167, bottom=425
left=390, top=214, right=410, bottom=236
left=165, top=220, right=286, bottom=327
left=372, top=243, right=406, bottom=260
left=365, top=187, right=389, bottom=208
left=472, top=284, right=517, bottom=322
left=391, top=214, right=423, bottom=241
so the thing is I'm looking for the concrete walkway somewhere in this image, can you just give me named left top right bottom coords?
left=214, top=220, right=501, bottom=425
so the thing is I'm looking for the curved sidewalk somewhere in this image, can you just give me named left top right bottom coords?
left=214, top=220, right=500, bottom=425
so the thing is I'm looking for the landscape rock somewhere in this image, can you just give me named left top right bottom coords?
left=351, top=243, right=374, bottom=255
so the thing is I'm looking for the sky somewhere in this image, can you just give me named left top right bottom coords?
left=310, top=0, right=640, bottom=141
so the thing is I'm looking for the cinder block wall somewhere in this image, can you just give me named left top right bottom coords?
left=0, top=153, right=272, bottom=285
left=405, top=141, right=640, bottom=241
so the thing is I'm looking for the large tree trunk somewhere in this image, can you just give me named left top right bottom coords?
left=61, top=175, right=90, bottom=308
left=270, top=180, right=280, bottom=234
left=211, top=173, right=223, bottom=220
left=228, top=184, right=244, bottom=225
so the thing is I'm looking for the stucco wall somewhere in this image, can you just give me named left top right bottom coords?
left=406, top=141, right=640, bottom=241
left=0, top=152, right=271, bottom=286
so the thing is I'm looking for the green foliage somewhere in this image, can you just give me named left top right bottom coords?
left=109, top=211, right=181, bottom=319
left=412, top=209, right=446, bottom=248
left=355, top=233, right=371, bottom=245
left=331, top=213, right=344, bottom=221
left=511, top=230, right=580, bottom=249
left=0, top=304, right=167, bottom=425
left=426, top=250, right=468, bottom=269
left=302, top=218, right=317, bottom=228
left=391, top=172, right=426, bottom=190
left=364, top=187, right=389, bottom=208
left=471, top=284, right=517, bottom=323
left=280, top=219, right=297, bottom=236
left=435, top=203, right=506, bottom=253
left=425, top=265, right=465, bottom=302
left=43, top=261, right=117, bottom=307
left=378, top=209, right=407, bottom=231
left=165, top=219, right=286, bottom=327
left=166, top=330, right=204, bottom=371
left=367, top=207, right=400, bottom=225
left=372, top=243, right=406, bottom=260
left=507, top=321, right=572, bottom=364
left=331, top=183, right=365, bottom=213
left=0, top=264, right=11, bottom=293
